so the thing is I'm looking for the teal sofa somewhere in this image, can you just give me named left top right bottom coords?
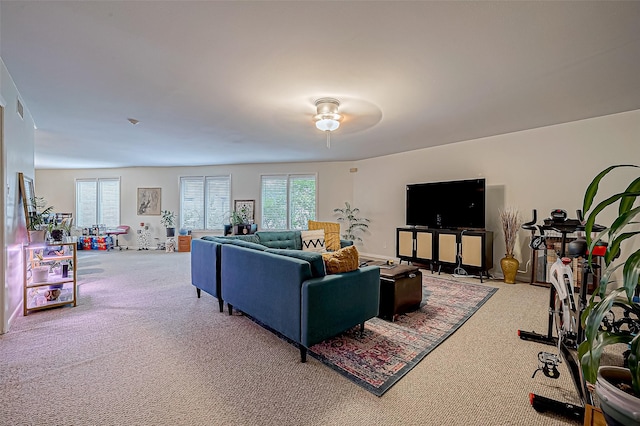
left=191, top=230, right=351, bottom=311
left=190, top=230, right=380, bottom=362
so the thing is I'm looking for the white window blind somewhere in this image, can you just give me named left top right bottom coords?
left=75, top=178, right=120, bottom=227
left=205, top=176, right=231, bottom=229
left=289, top=175, right=316, bottom=229
left=180, top=175, right=230, bottom=230
left=261, top=174, right=316, bottom=230
left=261, top=176, right=288, bottom=230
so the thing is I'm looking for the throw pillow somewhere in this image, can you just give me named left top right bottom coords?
left=308, top=220, right=340, bottom=251
left=301, top=229, right=326, bottom=253
left=321, top=245, right=359, bottom=274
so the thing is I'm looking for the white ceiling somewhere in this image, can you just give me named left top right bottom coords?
left=2, top=1, right=640, bottom=170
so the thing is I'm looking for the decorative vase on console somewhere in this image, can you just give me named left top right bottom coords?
left=499, top=207, right=523, bottom=284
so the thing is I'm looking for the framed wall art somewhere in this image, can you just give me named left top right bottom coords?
left=233, top=199, right=255, bottom=223
left=137, top=187, right=161, bottom=215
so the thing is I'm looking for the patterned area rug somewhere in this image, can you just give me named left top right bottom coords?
left=309, top=273, right=498, bottom=396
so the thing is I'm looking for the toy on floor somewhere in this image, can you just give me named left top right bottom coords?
left=137, top=223, right=151, bottom=250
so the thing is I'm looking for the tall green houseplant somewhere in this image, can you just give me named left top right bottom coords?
left=334, top=202, right=370, bottom=244
left=577, top=165, right=640, bottom=422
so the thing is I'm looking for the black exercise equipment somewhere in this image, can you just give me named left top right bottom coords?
left=518, top=209, right=605, bottom=422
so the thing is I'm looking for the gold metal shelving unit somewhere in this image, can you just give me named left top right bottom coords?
left=23, top=241, right=77, bottom=315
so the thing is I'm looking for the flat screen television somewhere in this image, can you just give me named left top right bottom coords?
left=406, top=178, right=485, bottom=229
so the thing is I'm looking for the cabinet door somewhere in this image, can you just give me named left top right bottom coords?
left=397, top=230, right=414, bottom=258
left=415, top=231, right=434, bottom=261
left=438, top=232, right=458, bottom=264
left=461, top=234, right=483, bottom=267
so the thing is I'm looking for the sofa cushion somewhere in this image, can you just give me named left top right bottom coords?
left=265, top=249, right=326, bottom=278
left=301, top=229, right=326, bottom=253
left=201, top=235, right=261, bottom=244
left=201, top=236, right=230, bottom=243
left=227, top=239, right=268, bottom=251
left=256, top=231, right=301, bottom=250
left=321, top=245, right=359, bottom=274
left=224, top=234, right=260, bottom=244
left=308, top=220, right=340, bottom=251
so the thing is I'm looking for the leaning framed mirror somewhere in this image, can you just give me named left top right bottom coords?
left=18, top=172, right=36, bottom=238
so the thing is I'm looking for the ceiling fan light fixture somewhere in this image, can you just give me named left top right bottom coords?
left=313, top=98, right=342, bottom=148
left=313, top=98, right=342, bottom=127
left=315, top=117, right=340, bottom=132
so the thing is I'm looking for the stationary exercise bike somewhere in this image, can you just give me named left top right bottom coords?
left=518, top=209, right=605, bottom=421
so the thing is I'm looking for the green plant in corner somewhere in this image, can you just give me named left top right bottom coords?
left=333, top=202, right=370, bottom=243
left=577, top=165, right=640, bottom=419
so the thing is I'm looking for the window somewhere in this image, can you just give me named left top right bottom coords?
left=261, top=174, right=316, bottom=230
left=180, top=176, right=231, bottom=230
left=75, top=178, right=120, bottom=227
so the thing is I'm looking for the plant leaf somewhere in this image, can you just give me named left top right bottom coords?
left=579, top=330, right=633, bottom=386
left=579, top=288, right=631, bottom=384
left=598, top=262, right=624, bottom=298
left=585, top=191, right=640, bottom=247
left=622, top=249, right=640, bottom=301
left=607, top=231, right=640, bottom=265
left=609, top=205, right=640, bottom=242
left=582, top=165, right=638, bottom=214
left=620, top=177, right=640, bottom=216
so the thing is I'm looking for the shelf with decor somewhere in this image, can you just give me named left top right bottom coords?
left=23, top=241, right=77, bottom=315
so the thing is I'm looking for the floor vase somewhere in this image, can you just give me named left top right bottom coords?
left=500, top=255, right=519, bottom=284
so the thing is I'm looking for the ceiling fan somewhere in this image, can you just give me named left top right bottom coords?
left=311, top=96, right=382, bottom=148
left=313, top=98, right=342, bottom=148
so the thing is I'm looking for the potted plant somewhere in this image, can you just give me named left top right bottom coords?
left=333, top=202, right=370, bottom=244
left=160, top=210, right=176, bottom=237
left=230, top=211, right=247, bottom=226
left=27, top=197, right=54, bottom=243
left=577, top=164, right=640, bottom=426
left=498, top=207, right=523, bottom=284
left=229, top=210, right=250, bottom=235
left=47, top=216, right=73, bottom=242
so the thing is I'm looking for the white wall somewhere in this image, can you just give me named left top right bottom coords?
left=36, top=161, right=355, bottom=248
left=34, top=109, right=640, bottom=278
left=353, top=109, right=640, bottom=276
left=1, top=57, right=36, bottom=333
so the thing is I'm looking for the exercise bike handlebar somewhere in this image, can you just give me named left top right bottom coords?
left=522, top=209, right=538, bottom=231
left=522, top=208, right=606, bottom=240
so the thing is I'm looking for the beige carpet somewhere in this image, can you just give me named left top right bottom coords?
left=1, top=249, right=583, bottom=425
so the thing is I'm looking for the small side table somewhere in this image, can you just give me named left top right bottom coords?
left=178, top=235, right=192, bottom=252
